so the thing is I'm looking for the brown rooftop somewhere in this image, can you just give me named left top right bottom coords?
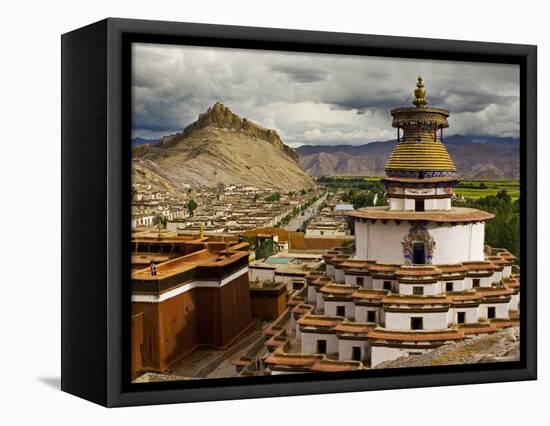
left=369, top=264, right=400, bottom=273
left=458, top=323, right=498, bottom=335
left=265, top=353, right=324, bottom=367
left=319, top=284, right=358, bottom=295
left=352, top=289, right=389, bottom=300
left=395, top=266, right=442, bottom=277
left=436, top=264, right=469, bottom=273
left=335, top=321, right=376, bottom=335
left=298, top=315, right=344, bottom=328
left=475, top=287, right=514, bottom=297
left=381, top=295, right=451, bottom=305
left=447, top=292, right=482, bottom=302
left=368, top=329, right=465, bottom=342
left=310, top=359, right=363, bottom=372
left=462, top=261, right=496, bottom=271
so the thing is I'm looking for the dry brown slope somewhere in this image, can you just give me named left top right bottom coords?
left=376, top=327, right=519, bottom=369
left=134, top=103, right=315, bottom=191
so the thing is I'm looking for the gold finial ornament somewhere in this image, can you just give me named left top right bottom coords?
left=412, top=76, right=427, bottom=108
left=199, top=223, right=204, bottom=239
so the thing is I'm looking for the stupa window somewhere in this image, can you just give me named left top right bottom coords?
left=487, top=307, right=496, bottom=319
left=411, top=317, right=423, bottom=330
left=352, top=347, right=361, bottom=361
left=446, top=282, right=453, bottom=292
left=413, top=286, right=424, bottom=295
left=457, top=312, right=465, bottom=324
left=367, top=311, right=376, bottom=322
left=317, top=340, right=327, bottom=354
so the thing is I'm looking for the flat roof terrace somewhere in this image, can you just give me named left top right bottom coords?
left=132, top=248, right=249, bottom=281
left=347, top=206, right=494, bottom=223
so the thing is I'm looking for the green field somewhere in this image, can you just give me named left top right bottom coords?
left=317, top=176, right=520, bottom=200
left=454, top=179, right=520, bottom=200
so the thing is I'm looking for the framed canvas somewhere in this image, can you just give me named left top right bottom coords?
left=61, top=18, right=537, bottom=407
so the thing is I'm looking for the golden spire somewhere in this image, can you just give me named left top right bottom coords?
left=199, top=223, right=204, bottom=239
left=412, top=76, right=427, bottom=108
left=385, top=76, right=455, bottom=177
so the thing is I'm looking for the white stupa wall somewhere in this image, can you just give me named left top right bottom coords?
left=389, top=197, right=451, bottom=211
left=355, top=306, right=381, bottom=323
left=384, top=310, right=449, bottom=331
left=398, top=281, right=441, bottom=295
left=338, top=339, right=369, bottom=362
left=354, top=221, right=485, bottom=264
left=324, top=300, right=356, bottom=320
left=449, top=306, right=479, bottom=324
left=301, top=332, right=339, bottom=355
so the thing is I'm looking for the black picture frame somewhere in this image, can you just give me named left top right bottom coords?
left=61, top=17, right=537, bottom=407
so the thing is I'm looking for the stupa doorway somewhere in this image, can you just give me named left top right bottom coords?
left=412, top=242, right=427, bottom=264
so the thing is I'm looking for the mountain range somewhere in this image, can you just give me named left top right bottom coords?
left=296, top=135, right=519, bottom=179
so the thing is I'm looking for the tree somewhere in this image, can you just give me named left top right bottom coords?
left=239, top=235, right=256, bottom=250
left=186, top=199, right=198, bottom=216
left=455, top=189, right=519, bottom=259
left=266, top=192, right=281, bottom=202
left=255, top=239, right=279, bottom=260
left=152, top=214, right=167, bottom=227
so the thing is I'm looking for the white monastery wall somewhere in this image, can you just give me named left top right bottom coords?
left=315, top=293, right=325, bottom=313
left=449, top=306, right=479, bottom=324
left=444, top=279, right=466, bottom=292
left=301, top=332, right=339, bottom=356
left=307, top=286, right=317, bottom=305
left=384, top=310, right=449, bottom=330
left=372, top=278, right=396, bottom=292
left=510, top=294, right=520, bottom=311
left=338, top=339, right=368, bottom=362
left=491, top=270, right=503, bottom=284
left=334, top=268, right=345, bottom=283
left=503, top=265, right=512, bottom=279
left=355, top=306, right=380, bottom=323
left=324, top=300, right=356, bottom=320
left=345, top=274, right=371, bottom=287
left=479, top=302, right=509, bottom=320
left=371, top=345, right=419, bottom=367
left=326, top=264, right=336, bottom=279
left=398, top=282, right=440, bottom=295
left=249, top=267, right=275, bottom=282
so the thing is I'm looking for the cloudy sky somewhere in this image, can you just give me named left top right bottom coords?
left=132, top=43, right=519, bottom=147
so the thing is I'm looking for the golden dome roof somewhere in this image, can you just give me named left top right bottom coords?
left=385, top=77, right=456, bottom=176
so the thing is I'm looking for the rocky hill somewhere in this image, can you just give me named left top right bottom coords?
left=297, top=135, right=519, bottom=179
left=376, top=327, right=519, bottom=369
left=132, top=103, right=315, bottom=191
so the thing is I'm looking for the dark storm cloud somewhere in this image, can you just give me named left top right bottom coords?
left=270, top=64, right=328, bottom=83
left=132, top=43, right=520, bottom=145
left=429, top=88, right=518, bottom=113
